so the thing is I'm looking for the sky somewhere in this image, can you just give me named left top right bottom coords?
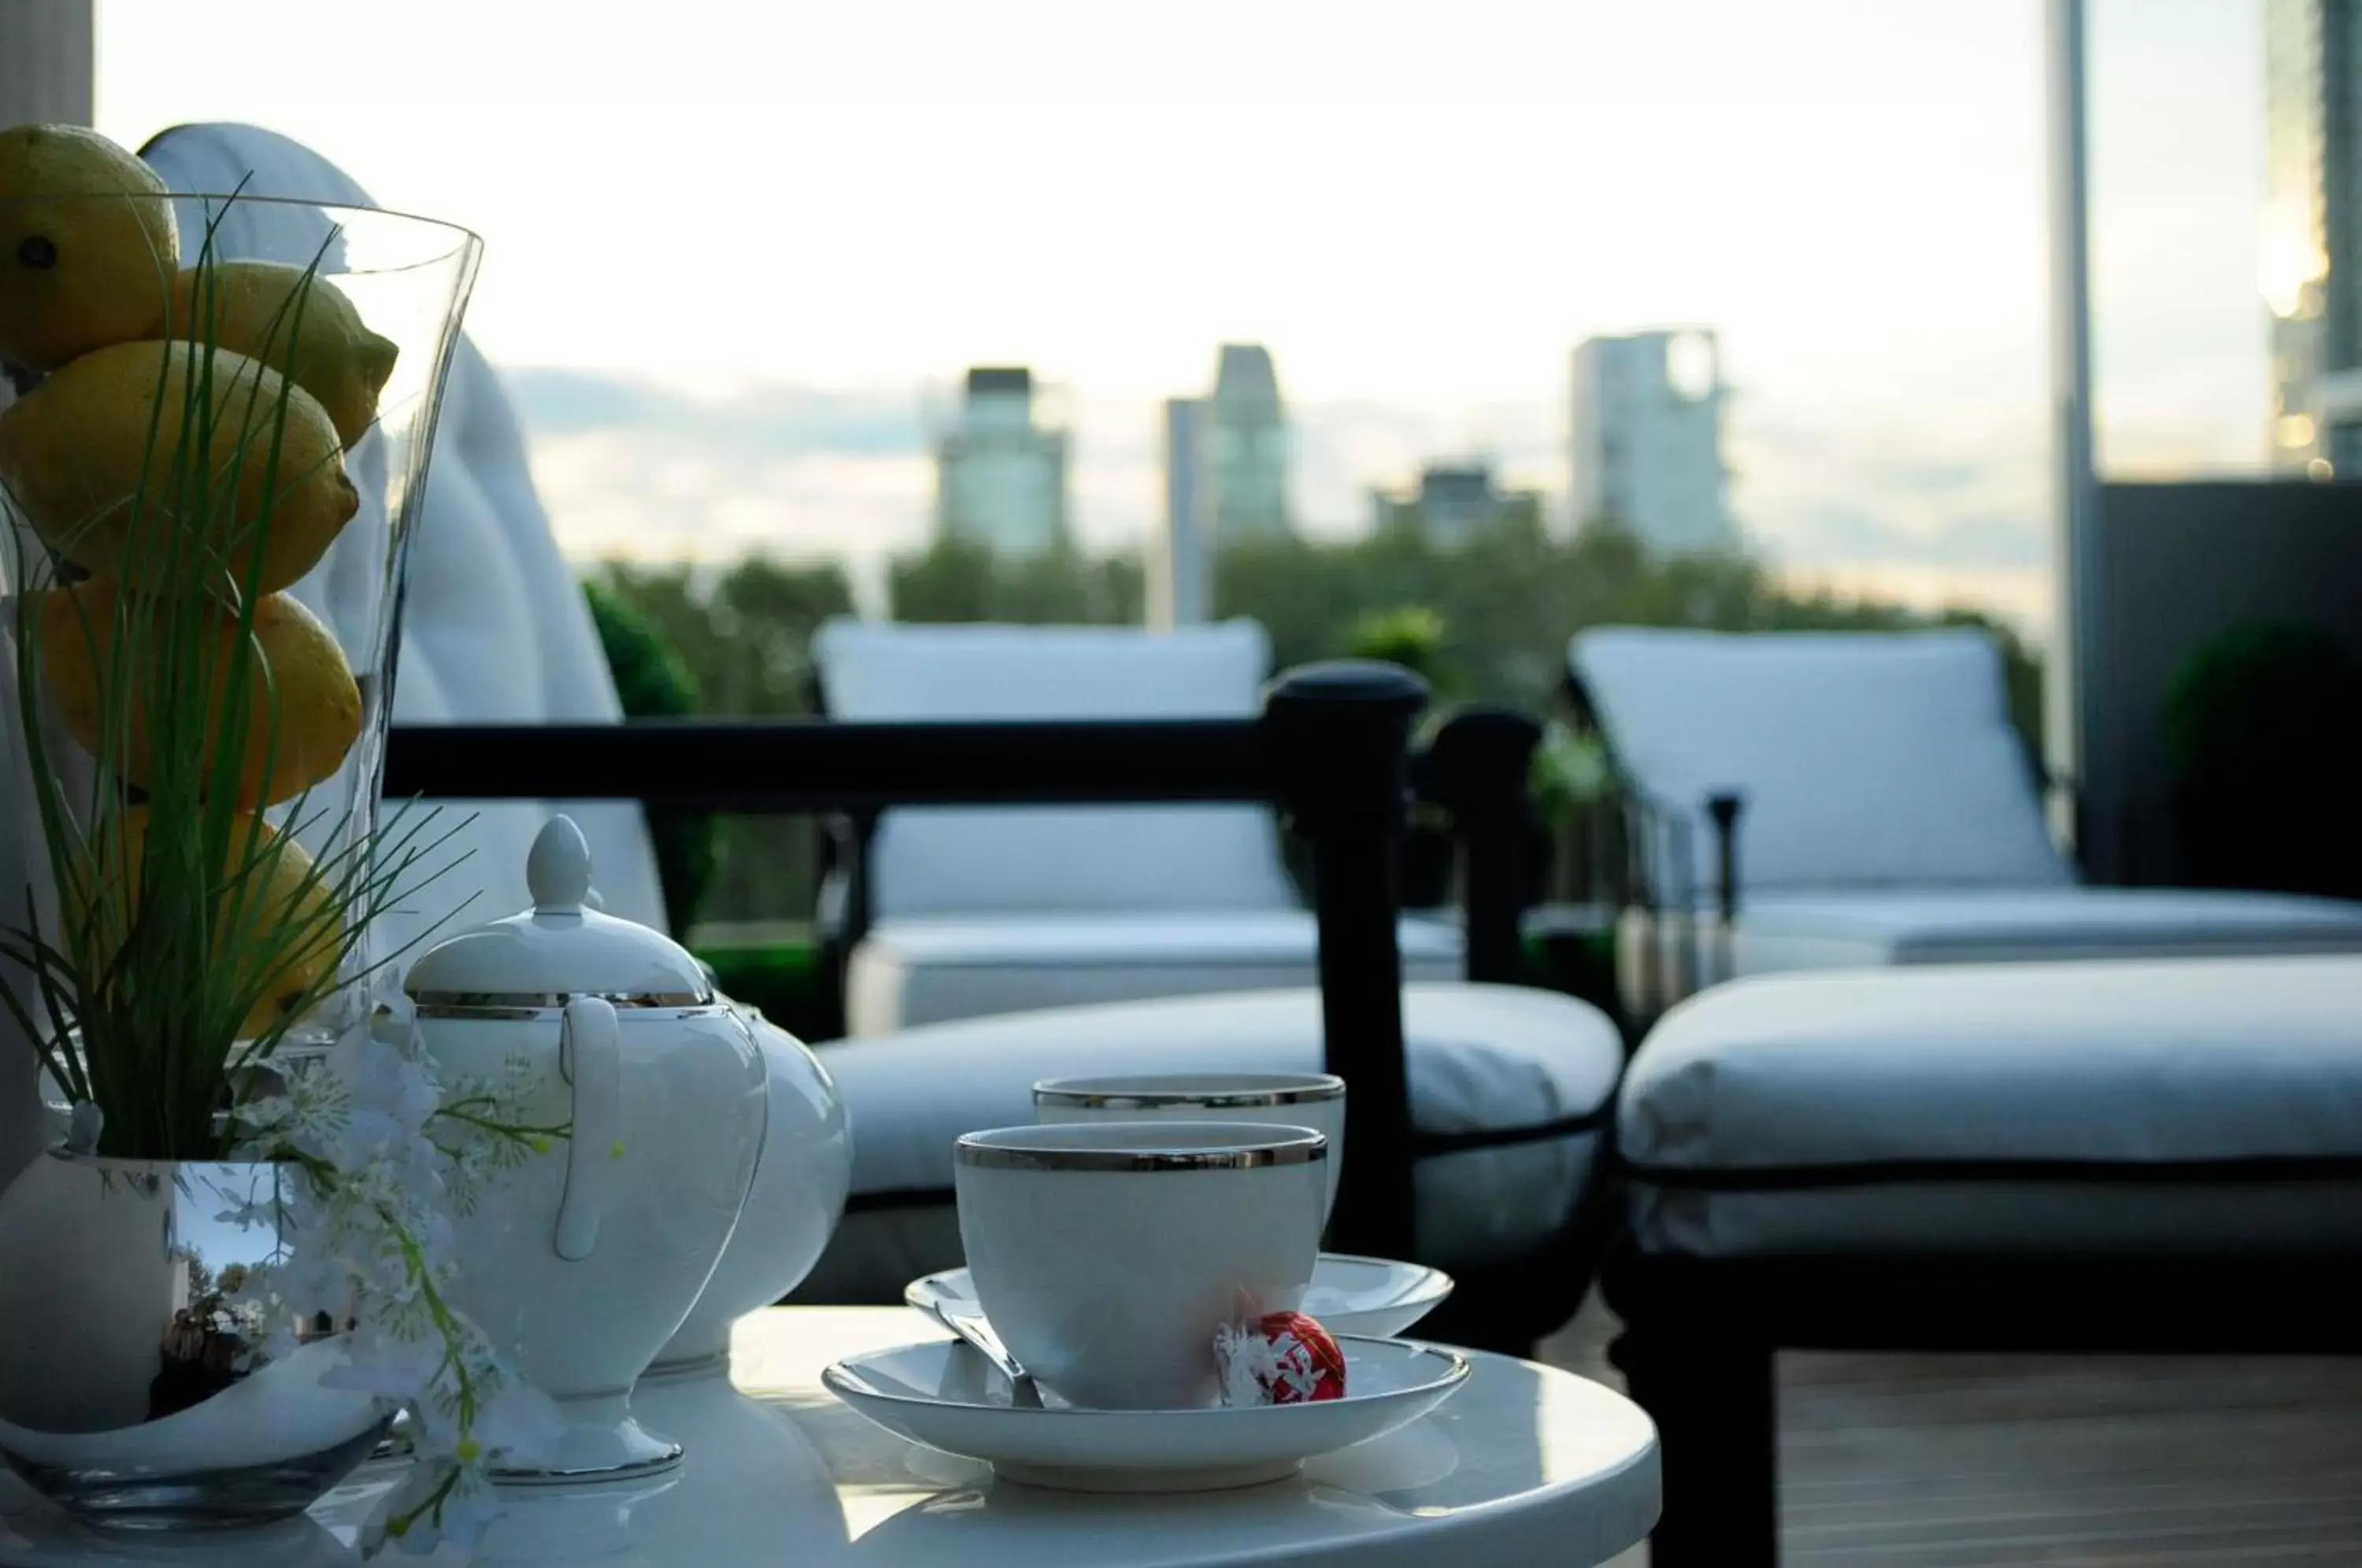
left=92, top=0, right=2272, bottom=638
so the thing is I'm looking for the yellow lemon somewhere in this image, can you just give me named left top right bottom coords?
left=0, top=339, right=357, bottom=596
left=0, top=124, right=177, bottom=372
left=40, top=582, right=363, bottom=807
left=74, top=805, right=341, bottom=1041
left=168, top=261, right=398, bottom=449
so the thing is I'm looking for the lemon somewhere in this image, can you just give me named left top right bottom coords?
left=168, top=261, right=398, bottom=449
left=0, top=339, right=357, bottom=596
left=0, top=124, right=177, bottom=373
left=73, top=805, right=341, bottom=1040
left=40, top=582, right=363, bottom=807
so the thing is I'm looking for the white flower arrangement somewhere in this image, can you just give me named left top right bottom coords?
left=220, top=1010, right=566, bottom=1551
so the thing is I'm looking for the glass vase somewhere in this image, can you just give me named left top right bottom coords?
left=176, top=192, right=485, bottom=1043
left=0, top=190, right=483, bottom=1058
left=0, top=1152, right=391, bottom=1530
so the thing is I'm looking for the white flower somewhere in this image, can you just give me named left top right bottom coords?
left=368, top=1462, right=498, bottom=1556
left=223, top=1011, right=571, bottom=1558
left=474, top=1375, right=565, bottom=1464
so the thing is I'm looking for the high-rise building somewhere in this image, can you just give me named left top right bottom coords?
left=1372, top=460, right=1539, bottom=546
left=2264, top=0, right=2362, bottom=474
left=1149, top=397, right=1212, bottom=629
left=1205, top=344, right=1291, bottom=541
left=1152, top=344, right=1292, bottom=626
left=1568, top=329, right=1737, bottom=555
left=934, top=366, right=1069, bottom=557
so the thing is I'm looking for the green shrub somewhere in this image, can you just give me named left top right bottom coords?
left=582, top=578, right=718, bottom=932
left=696, top=941, right=828, bottom=1041
left=1347, top=605, right=1450, bottom=690
left=2163, top=622, right=2362, bottom=896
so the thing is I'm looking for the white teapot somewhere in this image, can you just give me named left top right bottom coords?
left=646, top=1004, right=850, bottom=1380
left=402, top=816, right=768, bottom=1481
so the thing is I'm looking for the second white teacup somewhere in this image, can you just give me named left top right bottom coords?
left=1032, top=1072, right=1347, bottom=1221
left=953, top=1122, right=1327, bottom=1410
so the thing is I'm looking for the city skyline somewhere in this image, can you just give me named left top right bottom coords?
left=1569, top=330, right=1738, bottom=555
left=90, top=0, right=2276, bottom=638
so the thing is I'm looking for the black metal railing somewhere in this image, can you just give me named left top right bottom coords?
left=386, top=660, right=1432, bottom=1260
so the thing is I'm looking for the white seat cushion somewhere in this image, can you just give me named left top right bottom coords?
left=1620, top=956, right=2362, bottom=1259
left=1617, top=886, right=2362, bottom=1015
left=816, top=619, right=1299, bottom=917
left=847, top=911, right=1466, bottom=1034
left=797, top=982, right=1623, bottom=1298
left=1572, top=627, right=2068, bottom=896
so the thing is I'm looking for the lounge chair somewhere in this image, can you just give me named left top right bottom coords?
left=1569, top=626, right=2362, bottom=1023
left=813, top=617, right=1464, bottom=1035
left=1606, top=954, right=2362, bottom=1566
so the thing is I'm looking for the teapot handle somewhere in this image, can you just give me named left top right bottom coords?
left=554, top=997, right=621, bottom=1262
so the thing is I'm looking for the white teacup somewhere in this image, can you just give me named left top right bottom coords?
left=953, top=1122, right=1327, bottom=1410
left=1033, top=1072, right=1347, bottom=1221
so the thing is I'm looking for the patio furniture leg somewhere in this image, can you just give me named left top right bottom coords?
left=1266, top=664, right=1425, bottom=1263
left=1610, top=1322, right=1777, bottom=1568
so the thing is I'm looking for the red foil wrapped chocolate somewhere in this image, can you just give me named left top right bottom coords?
left=1214, top=1311, right=1348, bottom=1406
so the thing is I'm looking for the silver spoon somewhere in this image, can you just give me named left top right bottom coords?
left=913, top=1296, right=1044, bottom=1409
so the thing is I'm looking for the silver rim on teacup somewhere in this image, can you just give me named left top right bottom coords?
left=408, top=988, right=716, bottom=1020
left=956, top=1122, right=1328, bottom=1174
left=1032, top=1071, right=1346, bottom=1113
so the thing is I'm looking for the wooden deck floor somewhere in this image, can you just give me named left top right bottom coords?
left=1539, top=1292, right=2362, bottom=1567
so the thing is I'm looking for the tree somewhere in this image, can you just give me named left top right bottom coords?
left=1346, top=605, right=1453, bottom=693
left=1218, top=506, right=2042, bottom=753
left=587, top=557, right=856, bottom=930
left=581, top=579, right=716, bottom=933
left=591, top=557, right=853, bottom=716
left=583, top=523, right=2043, bottom=926
left=888, top=539, right=1142, bottom=625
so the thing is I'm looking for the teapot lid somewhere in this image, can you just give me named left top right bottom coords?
left=403, top=815, right=713, bottom=1011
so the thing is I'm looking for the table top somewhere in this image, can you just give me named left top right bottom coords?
left=0, top=1307, right=1659, bottom=1568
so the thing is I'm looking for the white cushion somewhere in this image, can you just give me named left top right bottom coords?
left=1617, top=886, right=2362, bottom=1015
left=139, top=125, right=668, bottom=950
left=797, top=983, right=1623, bottom=1297
left=1571, top=627, right=2068, bottom=894
left=1619, top=956, right=2362, bottom=1258
left=846, top=912, right=1466, bottom=1034
left=814, top=619, right=1299, bottom=917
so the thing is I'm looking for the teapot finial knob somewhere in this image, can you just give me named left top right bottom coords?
left=528, top=815, right=594, bottom=915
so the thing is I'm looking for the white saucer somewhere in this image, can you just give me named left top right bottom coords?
left=822, top=1335, right=1470, bottom=1492
left=905, top=1252, right=1455, bottom=1341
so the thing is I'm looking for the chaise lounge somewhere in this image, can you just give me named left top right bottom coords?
left=1569, top=625, right=2362, bottom=1025
left=1606, top=952, right=2362, bottom=1566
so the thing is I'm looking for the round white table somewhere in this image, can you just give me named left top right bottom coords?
left=0, top=1307, right=1658, bottom=1566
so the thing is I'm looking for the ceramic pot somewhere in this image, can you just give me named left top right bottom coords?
left=0, top=1153, right=391, bottom=1531
left=403, top=818, right=767, bottom=1481
left=648, top=1008, right=849, bottom=1379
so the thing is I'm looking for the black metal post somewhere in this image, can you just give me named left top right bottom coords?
left=1707, top=791, right=1744, bottom=989
left=1262, top=661, right=1427, bottom=1262
left=1420, top=706, right=1542, bottom=986
left=1667, top=812, right=1698, bottom=1008
left=1609, top=1321, right=1778, bottom=1568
